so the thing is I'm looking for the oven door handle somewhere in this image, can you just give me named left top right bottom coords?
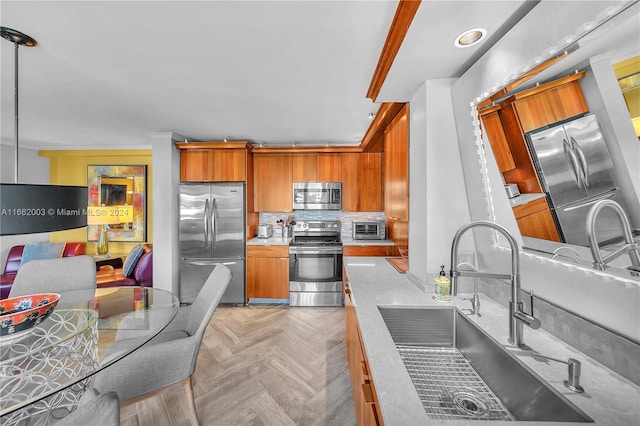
left=289, top=247, right=342, bottom=255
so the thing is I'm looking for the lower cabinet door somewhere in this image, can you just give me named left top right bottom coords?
left=247, top=257, right=289, bottom=299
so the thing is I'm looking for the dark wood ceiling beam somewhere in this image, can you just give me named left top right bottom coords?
left=366, top=0, right=421, bottom=102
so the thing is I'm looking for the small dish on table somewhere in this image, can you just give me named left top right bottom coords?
left=0, top=293, right=60, bottom=342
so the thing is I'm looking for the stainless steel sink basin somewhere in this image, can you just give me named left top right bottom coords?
left=378, top=306, right=593, bottom=422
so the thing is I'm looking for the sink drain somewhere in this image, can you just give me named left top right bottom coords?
left=451, top=388, right=491, bottom=418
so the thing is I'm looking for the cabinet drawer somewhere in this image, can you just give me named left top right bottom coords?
left=343, top=246, right=391, bottom=257
left=512, top=197, right=548, bottom=219
left=247, top=245, right=289, bottom=258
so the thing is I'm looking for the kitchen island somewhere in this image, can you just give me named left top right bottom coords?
left=344, top=256, right=640, bottom=425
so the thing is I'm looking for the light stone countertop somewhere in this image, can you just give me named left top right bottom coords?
left=247, top=236, right=395, bottom=246
left=344, top=256, right=640, bottom=426
left=246, top=236, right=291, bottom=246
left=509, top=192, right=546, bottom=207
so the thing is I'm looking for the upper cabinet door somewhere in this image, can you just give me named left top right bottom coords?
left=254, top=154, right=293, bottom=212
left=384, top=105, right=409, bottom=220
left=292, top=153, right=341, bottom=182
left=341, top=153, right=382, bottom=212
left=480, top=110, right=516, bottom=173
left=180, top=150, right=246, bottom=182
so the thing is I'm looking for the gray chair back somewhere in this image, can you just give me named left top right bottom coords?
left=55, top=391, right=119, bottom=426
left=185, top=263, right=232, bottom=342
left=9, top=255, right=97, bottom=297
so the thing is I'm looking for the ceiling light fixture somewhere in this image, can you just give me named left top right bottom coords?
left=369, top=112, right=376, bottom=119
left=454, top=28, right=487, bottom=48
left=0, top=27, right=87, bottom=236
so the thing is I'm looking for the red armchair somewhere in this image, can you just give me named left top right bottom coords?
left=1, top=242, right=86, bottom=299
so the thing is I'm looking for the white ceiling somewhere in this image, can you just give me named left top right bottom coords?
left=1, top=1, right=533, bottom=150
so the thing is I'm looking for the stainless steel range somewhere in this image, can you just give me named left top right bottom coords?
left=289, top=220, right=343, bottom=307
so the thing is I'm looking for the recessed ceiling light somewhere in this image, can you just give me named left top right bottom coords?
left=454, top=28, right=487, bottom=48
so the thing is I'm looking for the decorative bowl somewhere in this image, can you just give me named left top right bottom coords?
left=0, top=293, right=60, bottom=339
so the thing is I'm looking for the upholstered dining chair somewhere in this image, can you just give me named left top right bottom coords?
left=9, top=255, right=97, bottom=297
left=93, top=264, right=232, bottom=425
left=55, top=391, right=120, bottom=426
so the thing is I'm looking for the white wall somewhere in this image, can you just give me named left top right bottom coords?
left=150, top=132, right=182, bottom=297
left=0, top=144, right=51, bottom=272
left=1, top=144, right=49, bottom=184
left=408, top=80, right=471, bottom=286
left=581, top=56, right=640, bottom=228
left=448, top=1, right=640, bottom=341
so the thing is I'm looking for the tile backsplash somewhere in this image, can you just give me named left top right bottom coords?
left=259, top=211, right=386, bottom=237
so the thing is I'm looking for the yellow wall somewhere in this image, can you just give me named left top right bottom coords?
left=39, top=150, right=152, bottom=256
left=613, top=56, right=640, bottom=137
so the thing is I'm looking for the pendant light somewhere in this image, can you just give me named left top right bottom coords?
left=0, top=27, right=87, bottom=236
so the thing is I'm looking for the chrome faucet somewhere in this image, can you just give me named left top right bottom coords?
left=587, top=199, right=640, bottom=272
left=450, top=220, right=540, bottom=347
left=457, top=262, right=481, bottom=317
left=531, top=351, right=585, bottom=393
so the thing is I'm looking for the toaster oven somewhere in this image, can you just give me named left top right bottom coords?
left=352, top=221, right=385, bottom=240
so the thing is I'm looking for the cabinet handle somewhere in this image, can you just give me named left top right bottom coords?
left=362, top=376, right=375, bottom=404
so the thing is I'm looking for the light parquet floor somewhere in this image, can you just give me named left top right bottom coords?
left=120, top=305, right=356, bottom=426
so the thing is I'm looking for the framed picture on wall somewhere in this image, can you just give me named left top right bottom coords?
left=87, top=165, right=147, bottom=242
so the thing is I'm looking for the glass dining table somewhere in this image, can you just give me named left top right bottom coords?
left=0, top=286, right=179, bottom=425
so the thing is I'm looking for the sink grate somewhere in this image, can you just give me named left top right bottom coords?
left=397, top=346, right=514, bottom=421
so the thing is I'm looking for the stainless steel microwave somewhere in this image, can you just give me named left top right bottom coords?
left=292, top=182, right=341, bottom=210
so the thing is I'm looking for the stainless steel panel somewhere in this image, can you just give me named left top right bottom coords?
left=563, top=114, right=617, bottom=198
left=210, top=183, right=245, bottom=259
left=528, top=125, right=588, bottom=207
left=289, top=281, right=342, bottom=292
left=289, top=246, right=342, bottom=255
left=289, top=291, right=343, bottom=307
left=556, top=190, right=626, bottom=247
left=179, top=259, right=245, bottom=305
left=179, top=184, right=211, bottom=259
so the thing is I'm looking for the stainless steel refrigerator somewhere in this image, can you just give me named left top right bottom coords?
left=526, top=113, right=626, bottom=247
left=179, top=182, right=245, bottom=305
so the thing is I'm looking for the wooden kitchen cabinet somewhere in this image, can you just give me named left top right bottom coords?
left=292, top=153, right=341, bottom=182
left=383, top=104, right=409, bottom=221
left=345, top=277, right=383, bottom=426
left=246, top=245, right=289, bottom=300
left=342, top=153, right=382, bottom=212
left=176, top=142, right=251, bottom=182
left=512, top=197, right=561, bottom=242
left=343, top=245, right=393, bottom=257
left=479, top=107, right=516, bottom=173
left=253, top=154, right=293, bottom=212
left=507, top=71, right=588, bottom=133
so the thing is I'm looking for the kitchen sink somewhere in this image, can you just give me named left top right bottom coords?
left=378, top=306, right=593, bottom=422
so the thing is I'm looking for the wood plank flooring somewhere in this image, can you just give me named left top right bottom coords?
left=120, top=305, right=356, bottom=426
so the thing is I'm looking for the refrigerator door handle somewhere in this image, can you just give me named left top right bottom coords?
left=563, top=138, right=583, bottom=189
left=562, top=191, right=616, bottom=212
left=203, top=198, right=210, bottom=248
left=570, top=137, right=589, bottom=188
left=185, top=260, right=239, bottom=266
left=211, top=198, right=217, bottom=249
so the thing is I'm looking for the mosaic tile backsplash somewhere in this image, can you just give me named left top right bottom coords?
left=259, top=211, right=386, bottom=237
